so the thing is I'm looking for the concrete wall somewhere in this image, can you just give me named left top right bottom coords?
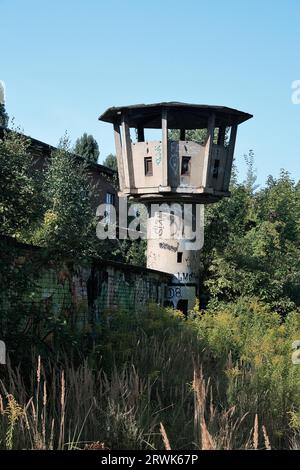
left=88, top=260, right=171, bottom=323
left=1, top=237, right=172, bottom=330
left=131, top=141, right=163, bottom=189
left=28, top=260, right=170, bottom=327
left=168, top=140, right=206, bottom=189
left=209, top=144, right=229, bottom=191
left=126, top=138, right=230, bottom=198
left=146, top=211, right=200, bottom=313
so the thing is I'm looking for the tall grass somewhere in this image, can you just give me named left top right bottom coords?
left=0, top=356, right=254, bottom=450
left=0, top=299, right=299, bottom=449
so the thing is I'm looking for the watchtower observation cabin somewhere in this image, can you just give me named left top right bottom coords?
left=99, top=102, right=252, bottom=314
left=99, top=102, right=252, bottom=204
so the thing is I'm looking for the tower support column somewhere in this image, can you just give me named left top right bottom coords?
left=146, top=205, right=201, bottom=314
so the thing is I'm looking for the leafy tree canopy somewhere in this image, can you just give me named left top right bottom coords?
left=33, top=134, right=96, bottom=259
left=103, top=153, right=117, bottom=171
left=0, top=103, right=9, bottom=128
left=74, top=133, right=99, bottom=163
left=202, top=164, right=300, bottom=315
left=0, top=129, right=41, bottom=236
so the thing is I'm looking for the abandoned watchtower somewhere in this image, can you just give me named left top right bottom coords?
left=99, top=102, right=252, bottom=202
left=99, top=102, right=252, bottom=313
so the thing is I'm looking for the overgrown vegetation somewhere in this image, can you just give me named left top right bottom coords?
left=202, top=164, right=300, bottom=315
left=31, top=134, right=96, bottom=258
left=0, top=129, right=42, bottom=237
left=1, top=303, right=300, bottom=449
left=0, top=127, right=300, bottom=449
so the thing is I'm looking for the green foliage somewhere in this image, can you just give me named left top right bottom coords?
left=0, top=239, right=51, bottom=361
left=1, top=114, right=300, bottom=449
left=190, top=297, right=300, bottom=446
left=4, top=395, right=24, bottom=450
left=103, top=153, right=118, bottom=171
left=168, top=127, right=229, bottom=145
left=126, top=239, right=146, bottom=266
left=0, top=129, right=42, bottom=237
left=1, top=300, right=300, bottom=449
left=0, top=298, right=300, bottom=450
left=74, top=133, right=99, bottom=163
left=202, top=167, right=300, bottom=314
left=244, top=149, right=259, bottom=193
left=94, top=304, right=187, bottom=369
left=33, top=135, right=95, bottom=259
left=114, top=239, right=146, bottom=267
left=0, top=103, right=9, bottom=127
left=168, top=128, right=208, bottom=144
left=102, top=154, right=119, bottom=191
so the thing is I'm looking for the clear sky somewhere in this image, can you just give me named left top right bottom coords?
left=1, top=0, right=300, bottom=185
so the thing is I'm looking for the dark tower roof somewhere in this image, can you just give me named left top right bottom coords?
left=99, top=102, right=252, bottom=129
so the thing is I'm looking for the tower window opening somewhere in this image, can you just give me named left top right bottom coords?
left=181, top=156, right=191, bottom=175
left=180, top=129, right=186, bottom=140
left=144, top=156, right=153, bottom=176
left=213, top=159, right=220, bottom=179
left=177, top=252, right=183, bottom=263
left=137, top=126, right=145, bottom=142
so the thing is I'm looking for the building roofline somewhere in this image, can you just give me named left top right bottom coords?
left=92, top=257, right=173, bottom=278
left=0, top=125, right=117, bottom=177
left=0, top=235, right=172, bottom=279
left=99, top=101, right=253, bottom=128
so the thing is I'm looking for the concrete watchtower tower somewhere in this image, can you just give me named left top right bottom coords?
left=99, top=102, right=252, bottom=313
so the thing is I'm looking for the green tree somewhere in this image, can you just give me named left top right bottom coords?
left=168, top=127, right=230, bottom=145
left=0, top=130, right=47, bottom=360
left=0, top=130, right=41, bottom=237
left=74, top=133, right=99, bottom=163
left=102, top=153, right=119, bottom=191
left=202, top=168, right=300, bottom=314
left=244, top=149, right=259, bottom=193
left=0, top=103, right=9, bottom=127
left=35, top=134, right=95, bottom=258
left=103, top=153, right=118, bottom=171
left=168, top=128, right=208, bottom=144
left=115, top=239, right=147, bottom=267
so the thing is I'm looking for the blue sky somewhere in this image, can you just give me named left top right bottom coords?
left=1, top=0, right=300, bottom=185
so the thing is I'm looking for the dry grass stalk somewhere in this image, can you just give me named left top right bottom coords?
left=0, top=394, right=4, bottom=415
left=253, top=414, right=259, bottom=450
left=193, top=368, right=215, bottom=450
left=0, top=349, right=284, bottom=450
left=37, top=355, right=41, bottom=384
left=262, top=425, right=271, bottom=450
left=42, top=380, right=47, bottom=448
left=49, top=418, right=55, bottom=450
left=31, top=400, right=36, bottom=423
left=201, top=419, right=215, bottom=450
left=58, top=371, right=65, bottom=450
left=160, top=422, right=171, bottom=450
left=35, top=356, right=41, bottom=443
